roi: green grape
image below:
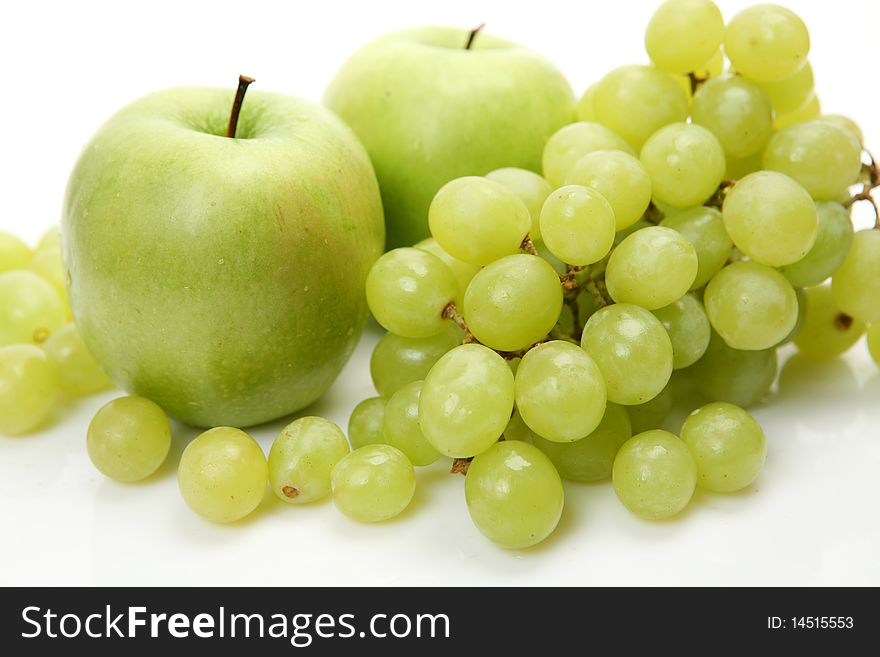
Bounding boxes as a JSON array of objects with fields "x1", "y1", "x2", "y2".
[
  {"x1": 465, "y1": 440, "x2": 563, "y2": 549},
  {"x1": 503, "y1": 410, "x2": 536, "y2": 444},
  {"x1": 644, "y1": 0, "x2": 724, "y2": 74},
  {"x1": 660, "y1": 206, "x2": 732, "y2": 289},
  {"x1": 383, "y1": 381, "x2": 441, "y2": 466},
  {"x1": 581, "y1": 304, "x2": 673, "y2": 405},
  {"x1": 832, "y1": 230, "x2": 880, "y2": 323},
  {"x1": 331, "y1": 444, "x2": 415, "y2": 522},
  {"x1": 755, "y1": 62, "x2": 813, "y2": 115},
  {"x1": 592, "y1": 65, "x2": 689, "y2": 151},
  {"x1": 533, "y1": 402, "x2": 632, "y2": 482},
  {"x1": 652, "y1": 293, "x2": 711, "y2": 369},
  {"x1": 724, "y1": 151, "x2": 764, "y2": 180},
  {"x1": 577, "y1": 83, "x2": 598, "y2": 122},
  {"x1": 0, "y1": 231, "x2": 31, "y2": 273},
  {"x1": 419, "y1": 344, "x2": 515, "y2": 457},
  {"x1": 348, "y1": 397, "x2": 386, "y2": 449},
  {"x1": 365, "y1": 247, "x2": 457, "y2": 338},
  {"x1": 0, "y1": 345, "x2": 59, "y2": 435},
  {"x1": 691, "y1": 74, "x2": 774, "y2": 158},
  {"x1": 485, "y1": 167, "x2": 554, "y2": 242},
  {"x1": 774, "y1": 92, "x2": 820, "y2": 130},
  {"x1": 640, "y1": 122, "x2": 725, "y2": 208},
  {"x1": 722, "y1": 171, "x2": 818, "y2": 266},
  {"x1": 87, "y1": 396, "x2": 171, "y2": 482},
  {"x1": 818, "y1": 114, "x2": 863, "y2": 146},
  {"x1": 779, "y1": 287, "x2": 807, "y2": 345},
  {"x1": 515, "y1": 341, "x2": 606, "y2": 443},
  {"x1": 867, "y1": 325, "x2": 880, "y2": 365},
  {"x1": 763, "y1": 120, "x2": 863, "y2": 201},
  {"x1": 29, "y1": 246, "x2": 70, "y2": 318},
  {"x1": 613, "y1": 218, "x2": 653, "y2": 246},
  {"x1": 463, "y1": 254, "x2": 563, "y2": 351},
  {"x1": 680, "y1": 402, "x2": 766, "y2": 493},
  {"x1": 370, "y1": 324, "x2": 462, "y2": 397},
  {"x1": 41, "y1": 323, "x2": 112, "y2": 396},
  {"x1": 779, "y1": 202, "x2": 854, "y2": 288},
  {"x1": 564, "y1": 150, "x2": 653, "y2": 230},
  {"x1": 541, "y1": 122, "x2": 635, "y2": 188},
  {"x1": 612, "y1": 429, "x2": 696, "y2": 520},
  {"x1": 605, "y1": 226, "x2": 698, "y2": 309},
  {"x1": 178, "y1": 426, "x2": 268, "y2": 523},
  {"x1": 724, "y1": 4, "x2": 810, "y2": 82},
  {"x1": 414, "y1": 238, "x2": 481, "y2": 307},
  {"x1": 0, "y1": 270, "x2": 65, "y2": 347},
  {"x1": 35, "y1": 225, "x2": 61, "y2": 254},
  {"x1": 428, "y1": 177, "x2": 531, "y2": 265},
  {"x1": 704, "y1": 261, "x2": 797, "y2": 350},
  {"x1": 268, "y1": 416, "x2": 350, "y2": 504},
  {"x1": 690, "y1": 331, "x2": 778, "y2": 407},
  {"x1": 794, "y1": 285, "x2": 865, "y2": 359},
  {"x1": 539, "y1": 185, "x2": 616, "y2": 265},
  {"x1": 627, "y1": 381, "x2": 674, "y2": 434}
]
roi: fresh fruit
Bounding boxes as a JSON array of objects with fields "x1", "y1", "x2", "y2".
[
  {"x1": 42, "y1": 323, "x2": 112, "y2": 395},
  {"x1": 347, "y1": 397, "x2": 387, "y2": 449},
  {"x1": 331, "y1": 444, "x2": 415, "y2": 522},
  {"x1": 268, "y1": 417, "x2": 350, "y2": 504},
  {"x1": 0, "y1": 345, "x2": 59, "y2": 435},
  {"x1": 369, "y1": 324, "x2": 463, "y2": 398},
  {"x1": 0, "y1": 270, "x2": 65, "y2": 347},
  {"x1": 383, "y1": 381, "x2": 441, "y2": 466},
  {"x1": 794, "y1": 285, "x2": 865, "y2": 359}
]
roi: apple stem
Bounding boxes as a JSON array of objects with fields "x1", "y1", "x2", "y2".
[
  {"x1": 226, "y1": 75, "x2": 255, "y2": 139},
  {"x1": 465, "y1": 23, "x2": 485, "y2": 50}
]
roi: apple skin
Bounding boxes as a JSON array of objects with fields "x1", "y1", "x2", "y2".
[
  {"x1": 325, "y1": 27, "x2": 576, "y2": 248},
  {"x1": 63, "y1": 87, "x2": 384, "y2": 427}
]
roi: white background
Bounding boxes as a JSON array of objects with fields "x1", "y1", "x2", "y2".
[{"x1": 1, "y1": 0, "x2": 879, "y2": 586}]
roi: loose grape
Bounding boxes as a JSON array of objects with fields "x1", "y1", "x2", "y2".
[
  {"x1": 778, "y1": 287, "x2": 807, "y2": 345},
  {"x1": 414, "y1": 238, "x2": 481, "y2": 307},
  {"x1": 485, "y1": 167, "x2": 554, "y2": 242},
  {"x1": 365, "y1": 247, "x2": 457, "y2": 338},
  {"x1": 383, "y1": 381, "x2": 441, "y2": 466},
  {"x1": 419, "y1": 344, "x2": 515, "y2": 457},
  {"x1": 691, "y1": 74, "x2": 774, "y2": 159},
  {"x1": 29, "y1": 246, "x2": 70, "y2": 318},
  {"x1": 724, "y1": 4, "x2": 810, "y2": 82},
  {"x1": 41, "y1": 323, "x2": 112, "y2": 396},
  {"x1": 794, "y1": 285, "x2": 865, "y2": 359},
  {"x1": 347, "y1": 397, "x2": 386, "y2": 449},
  {"x1": 268, "y1": 416, "x2": 350, "y2": 504},
  {"x1": 593, "y1": 66, "x2": 689, "y2": 151},
  {"x1": 680, "y1": 402, "x2": 766, "y2": 493},
  {"x1": 564, "y1": 150, "x2": 653, "y2": 230},
  {"x1": 0, "y1": 231, "x2": 31, "y2": 273},
  {"x1": 818, "y1": 114, "x2": 863, "y2": 146},
  {"x1": 690, "y1": 331, "x2": 778, "y2": 408},
  {"x1": 465, "y1": 440, "x2": 564, "y2": 549},
  {"x1": 867, "y1": 325, "x2": 880, "y2": 365},
  {"x1": 515, "y1": 341, "x2": 606, "y2": 443},
  {"x1": 576, "y1": 84, "x2": 598, "y2": 122},
  {"x1": 774, "y1": 92, "x2": 820, "y2": 130},
  {"x1": 35, "y1": 225, "x2": 61, "y2": 254},
  {"x1": 542, "y1": 122, "x2": 635, "y2": 188},
  {"x1": 581, "y1": 304, "x2": 673, "y2": 405},
  {"x1": 627, "y1": 381, "x2": 674, "y2": 434},
  {"x1": 645, "y1": 0, "x2": 724, "y2": 74},
  {"x1": 660, "y1": 206, "x2": 732, "y2": 289},
  {"x1": 533, "y1": 402, "x2": 632, "y2": 482},
  {"x1": 832, "y1": 230, "x2": 880, "y2": 323},
  {"x1": 756, "y1": 62, "x2": 814, "y2": 115},
  {"x1": 0, "y1": 270, "x2": 66, "y2": 347},
  {"x1": 722, "y1": 171, "x2": 818, "y2": 266},
  {"x1": 463, "y1": 254, "x2": 563, "y2": 351},
  {"x1": 764, "y1": 120, "x2": 863, "y2": 201},
  {"x1": 612, "y1": 429, "x2": 696, "y2": 520},
  {"x1": 640, "y1": 122, "x2": 726, "y2": 208},
  {"x1": 370, "y1": 324, "x2": 462, "y2": 397},
  {"x1": 428, "y1": 177, "x2": 531, "y2": 265},
  {"x1": 331, "y1": 444, "x2": 415, "y2": 523},
  {"x1": 0, "y1": 345, "x2": 59, "y2": 435},
  {"x1": 539, "y1": 185, "x2": 616, "y2": 266},
  {"x1": 779, "y1": 202, "x2": 854, "y2": 289},
  {"x1": 652, "y1": 293, "x2": 711, "y2": 369},
  {"x1": 87, "y1": 396, "x2": 171, "y2": 482},
  {"x1": 178, "y1": 427, "x2": 267, "y2": 523},
  {"x1": 704, "y1": 261, "x2": 798, "y2": 350},
  {"x1": 605, "y1": 226, "x2": 698, "y2": 309}
]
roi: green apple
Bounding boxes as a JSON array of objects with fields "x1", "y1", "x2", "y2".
[
  {"x1": 325, "y1": 26, "x2": 576, "y2": 248},
  {"x1": 63, "y1": 84, "x2": 384, "y2": 427}
]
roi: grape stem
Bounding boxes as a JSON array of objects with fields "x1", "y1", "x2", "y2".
[
  {"x1": 704, "y1": 179, "x2": 737, "y2": 209},
  {"x1": 643, "y1": 201, "x2": 665, "y2": 225},
  {"x1": 687, "y1": 71, "x2": 708, "y2": 95},
  {"x1": 226, "y1": 75, "x2": 255, "y2": 139},
  {"x1": 441, "y1": 302, "x2": 477, "y2": 344},
  {"x1": 521, "y1": 234, "x2": 539, "y2": 256},
  {"x1": 846, "y1": 150, "x2": 880, "y2": 228},
  {"x1": 464, "y1": 22, "x2": 485, "y2": 50},
  {"x1": 450, "y1": 457, "x2": 473, "y2": 475},
  {"x1": 560, "y1": 264, "x2": 585, "y2": 292}
]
